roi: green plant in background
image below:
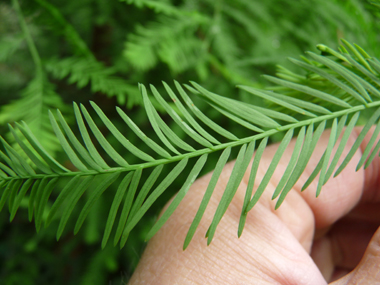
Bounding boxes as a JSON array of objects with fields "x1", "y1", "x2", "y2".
[{"x1": 1, "y1": 0, "x2": 380, "y2": 284}]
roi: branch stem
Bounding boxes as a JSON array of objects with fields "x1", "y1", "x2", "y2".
[{"x1": 2, "y1": 102, "x2": 379, "y2": 183}]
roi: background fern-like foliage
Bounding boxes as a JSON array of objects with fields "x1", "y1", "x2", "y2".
[{"x1": 1, "y1": 0, "x2": 380, "y2": 284}]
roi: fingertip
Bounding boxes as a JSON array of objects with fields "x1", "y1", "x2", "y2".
[
  {"x1": 298, "y1": 128, "x2": 364, "y2": 229},
  {"x1": 297, "y1": 126, "x2": 380, "y2": 229}
]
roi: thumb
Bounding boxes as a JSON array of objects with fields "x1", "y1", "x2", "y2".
[{"x1": 330, "y1": 226, "x2": 380, "y2": 284}]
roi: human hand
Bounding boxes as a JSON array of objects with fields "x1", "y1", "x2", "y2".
[{"x1": 129, "y1": 127, "x2": 380, "y2": 285}]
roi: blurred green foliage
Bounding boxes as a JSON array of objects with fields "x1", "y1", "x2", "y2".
[{"x1": 0, "y1": 0, "x2": 379, "y2": 283}]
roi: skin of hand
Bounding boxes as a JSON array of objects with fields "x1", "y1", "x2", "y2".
[{"x1": 129, "y1": 127, "x2": 380, "y2": 285}]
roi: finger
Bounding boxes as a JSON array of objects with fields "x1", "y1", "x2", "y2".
[
  {"x1": 250, "y1": 126, "x2": 380, "y2": 250},
  {"x1": 310, "y1": 236, "x2": 334, "y2": 281},
  {"x1": 329, "y1": 226, "x2": 380, "y2": 284},
  {"x1": 294, "y1": 126, "x2": 380, "y2": 229},
  {"x1": 129, "y1": 126, "x2": 380, "y2": 284},
  {"x1": 129, "y1": 165, "x2": 326, "y2": 284}
]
